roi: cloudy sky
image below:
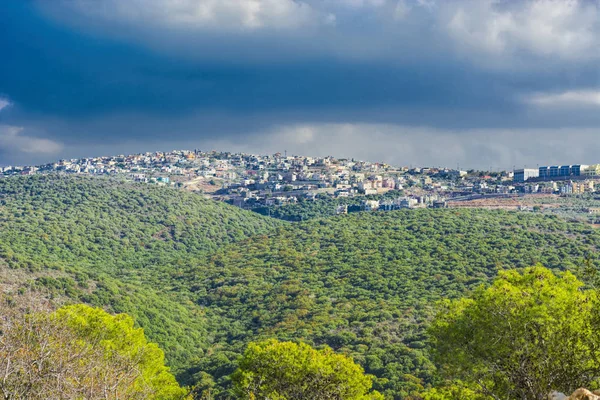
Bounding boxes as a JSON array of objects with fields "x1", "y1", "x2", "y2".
[{"x1": 2, "y1": 0, "x2": 600, "y2": 169}]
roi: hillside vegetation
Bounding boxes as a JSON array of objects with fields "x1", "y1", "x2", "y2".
[
  {"x1": 2, "y1": 175, "x2": 600, "y2": 399},
  {"x1": 0, "y1": 294, "x2": 187, "y2": 399},
  {"x1": 180, "y1": 209, "x2": 600, "y2": 398},
  {"x1": 0, "y1": 175, "x2": 282, "y2": 373}
]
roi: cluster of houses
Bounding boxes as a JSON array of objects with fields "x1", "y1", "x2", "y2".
[
  {"x1": 519, "y1": 180, "x2": 597, "y2": 195},
  {"x1": 337, "y1": 194, "x2": 448, "y2": 214},
  {"x1": 3, "y1": 150, "x2": 597, "y2": 214}
]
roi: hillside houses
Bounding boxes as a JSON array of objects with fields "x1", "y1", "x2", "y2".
[{"x1": 2, "y1": 149, "x2": 540, "y2": 211}]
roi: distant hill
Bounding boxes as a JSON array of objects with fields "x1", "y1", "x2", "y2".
[{"x1": 1, "y1": 176, "x2": 600, "y2": 399}]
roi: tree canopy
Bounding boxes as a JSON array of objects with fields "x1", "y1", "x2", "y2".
[
  {"x1": 0, "y1": 294, "x2": 186, "y2": 399},
  {"x1": 428, "y1": 266, "x2": 600, "y2": 400},
  {"x1": 232, "y1": 339, "x2": 383, "y2": 400},
  {"x1": 55, "y1": 304, "x2": 187, "y2": 399}
]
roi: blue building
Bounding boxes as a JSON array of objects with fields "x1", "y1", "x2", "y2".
[{"x1": 537, "y1": 164, "x2": 589, "y2": 180}]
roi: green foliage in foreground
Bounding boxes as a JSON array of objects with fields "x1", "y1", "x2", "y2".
[
  {"x1": 231, "y1": 339, "x2": 383, "y2": 400},
  {"x1": 0, "y1": 295, "x2": 186, "y2": 399},
  {"x1": 55, "y1": 304, "x2": 187, "y2": 399},
  {"x1": 428, "y1": 266, "x2": 600, "y2": 400},
  {"x1": 418, "y1": 382, "x2": 486, "y2": 400}
]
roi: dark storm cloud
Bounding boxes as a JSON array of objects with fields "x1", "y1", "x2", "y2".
[
  {"x1": 1, "y1": 1, "x2": 506, "y2": 119},
  {"x1": 2, "y1": 0, "x2": 600, "y2": 167}
]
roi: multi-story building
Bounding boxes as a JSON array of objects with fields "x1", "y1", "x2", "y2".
[
  {"x1": 538, "y1": 164, "x2": 589, "y2": 180},
  {"x1": 584, "y1": 165, "x2": 600, "y2": 176},
  {"x1": 514, "y1": 168, "x2": 539, "y2": 182}
]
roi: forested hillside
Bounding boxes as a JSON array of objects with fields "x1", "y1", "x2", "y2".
[
  {"x1": 179, "y1": 209, "x2": 600, "y2": 398},
  {"x1": 0, "y1": 175, "x2": 282, "y2": 374},
  {"x1": 2, "y1": 175, "x2": 600, "y2": 399},
  {"x1": 250, "y1": 190, "x2": 404, "y2": 221}
]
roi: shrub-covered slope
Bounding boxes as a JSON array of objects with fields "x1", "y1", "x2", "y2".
[
  {"x1": 0, "y1": 175, "x2": 283, "y2": 373},
  {"x1": 181, "y1": 210, "x2": 600, "y2": 398},
  {"x1": 2, "y1": 176, "x2": 600, "y2": 399},
  {"x1": 0, "y1": 175, "x2": 282, "y2": 273}
]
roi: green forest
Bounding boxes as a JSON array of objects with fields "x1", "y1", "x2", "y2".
[
  {"x1": 248, "y1": 190, "x2": 404, "y2": 221},
  {"x1": 2, "y1": 175, "x2": 600, "y2": 399}
]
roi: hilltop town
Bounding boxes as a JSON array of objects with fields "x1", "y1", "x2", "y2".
[{"x1": 3, "y1": 150, "x2": 600, "y2": 218}]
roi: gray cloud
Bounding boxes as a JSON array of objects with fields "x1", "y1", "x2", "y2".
[
  {"x1": 525, "y1": 90, "x2": 600, "y2": 107},
  {"x1": 0, "y1": 99, "x2": 10, "y2": 112},
  {"x1": 0, "y1": 97, "x2": 62, "y2": 162},
  {"x1": 39, "y1": 0, "x2": 600, "y2": 65},
  {"x1": 58, "y1": 0, "x2": 332, "y2": 31},
  {"x1": 0, "y1": 125, "x2": 63, "y2": 157},
  {"x1": 195, "y1": 123, "x2": 600, "y2": 170},
  {"x1": 20, "y1": 121, "x2": 597, "y2": 171},
  {"x1": 440, "y1": 0, "x2": 600, "y2": 64}
]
